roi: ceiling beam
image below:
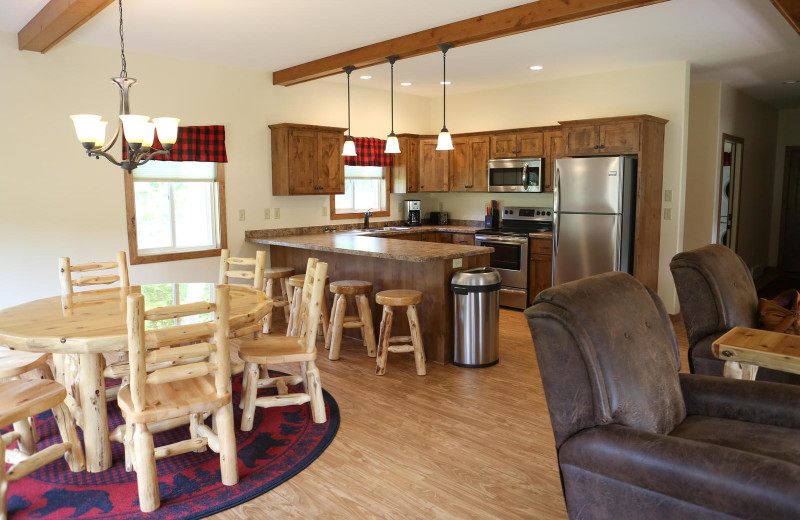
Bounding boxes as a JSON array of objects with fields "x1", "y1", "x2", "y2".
[
  {"x1": 770, "y1": 0, "x2": 800, "y2": 35},
  {"x1": 273, "y1": 0, "x2": 671, "y2": 86},
  {"x1": 18, "y1": 0, "x2": 115, "y2": 53}
]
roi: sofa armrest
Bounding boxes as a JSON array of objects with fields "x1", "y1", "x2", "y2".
[
  {"x1": 680, "y1": 373, "x2": 800, "y2": 429},
  {"x1": 559, "y1": 424, "x2": 800, "y2": 520}
]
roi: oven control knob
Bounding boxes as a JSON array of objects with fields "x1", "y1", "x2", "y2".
[{"x1": 536, "y1": 210, "x2": 540, "y2": 215}]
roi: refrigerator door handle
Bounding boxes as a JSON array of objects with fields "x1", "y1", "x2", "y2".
[
  {"x1": 553, "y1": 212, "x2": 559, "y2": 255},
  {"x1": 553, "y1": 167, "x2": 561, "y2": 214}
]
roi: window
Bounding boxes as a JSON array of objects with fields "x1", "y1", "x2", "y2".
[
  {"x1": 125, "y1": 161, "x2": 227, "y2": 264},
  {"x1": 331, "y1": 165, "x2": 390, "y2": 219}
]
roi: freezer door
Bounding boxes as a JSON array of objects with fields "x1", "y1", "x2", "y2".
[
  {"x1": 553, "y1": 212, "x2": 621, "y2": 285},
  {"x1": 555, "y1": 157, "x2": 623, "y2": 214}
]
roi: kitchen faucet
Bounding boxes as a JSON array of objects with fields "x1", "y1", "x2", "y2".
[{"x1": 363, "y1": 209, "x2": 372, "y2": 230}]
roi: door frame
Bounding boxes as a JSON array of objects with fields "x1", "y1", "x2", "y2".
[
  {"x1": 778, "y1": 145, "x2": 800, "y2": 271},
  {"x1": 717, "y1": 133, "x2": 744, "y2": 251}
]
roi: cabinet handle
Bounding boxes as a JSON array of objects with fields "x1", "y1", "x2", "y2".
[
  {"x1": 599, "y1": 144, "x2": 605, "y2": 149},
  {"x1": 593, "y1": 145, "x2": 599, "y2": 150}
]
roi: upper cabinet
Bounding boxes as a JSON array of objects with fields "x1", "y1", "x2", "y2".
[
  {"x1": 269, "y1": 123, "x2": 346, "y2": 196},
  {"x1": 490, "y1": 131, "x2": 543, "y2": 159},
  {"x1": 419, "y1": 138, "x2": 450, "y2": 192},
  {"x1": 391, "y1": 135, "x2": 420, "y2": 193},
  {"x1": 450, "y1": 136, "x2": 489, "y2": 192},
  {"x1": 542, "y1": 129, "x2": 565, "y2": 193},
  {"x1": 560, "y1": 117, "x2": 644, "y2": 156}
]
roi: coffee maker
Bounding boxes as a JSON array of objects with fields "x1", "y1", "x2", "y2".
[{"x1": 405, "y1": 200, "x2": 421, "y2": 227}]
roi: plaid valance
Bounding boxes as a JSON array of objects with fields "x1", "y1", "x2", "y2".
[
  {"x1": 124, "y1": 125, "x2": 228, "y2": 163},
  {"x1": 343, "y1": 137, "x2": 393, "y2": 167}
]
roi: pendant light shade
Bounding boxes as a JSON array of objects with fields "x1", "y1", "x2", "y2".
[
  {"x1": 436, "y1": 43, "x2": 454, "y2": 151},
  {"x1": 342, "y1": 65, "x2": 357, "y2": 157},
  {"x1": 385, "y1": 55, "x2": 401, "y2": 154}
]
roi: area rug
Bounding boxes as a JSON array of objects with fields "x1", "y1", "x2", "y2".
[{"x1": 5, "y1": 372, "x2": 339, "y2": 520}]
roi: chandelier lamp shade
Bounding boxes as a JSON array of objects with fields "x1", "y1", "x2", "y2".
[
  {"x1": 436, "y1": 42, "x2": 454, "y2": 151},
  {"x1": 69, "y1": 0, "x2": 179, "y2": 172},
  {"x1": 384, "y1": 55, "x2": 401, "y2": 154},
  {"x1": 342, "y1": 65, "x2": 357, "y2": 157}
]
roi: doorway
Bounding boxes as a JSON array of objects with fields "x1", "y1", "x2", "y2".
[
  {"x1": 779, "y1": 146, "x2": 800, "y2": 272},
  {"x1": 716, "y1": 134, "x2": 743, "y2": 250}
]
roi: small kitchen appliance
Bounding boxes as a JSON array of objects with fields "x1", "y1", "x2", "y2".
[
  {"x1": 405, "y1": 200, "x2": 422, "y2": 227},
  {"x1": 488, "y1": 157, "x2": 543, "y2": 193}
]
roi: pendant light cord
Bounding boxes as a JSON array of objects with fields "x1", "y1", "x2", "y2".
[
  {"x1": 347, "y1": 69, "x2": 351, "y2": 137},
  {"x1": 442, "y1": 49, "x2": 446, "y2": 129},
  {"x1": 390, "y1": 60, "x2": 395, "y2": 133},
  {"x1": 118, "y1": 0, "x2": 127, "y2": 78}
]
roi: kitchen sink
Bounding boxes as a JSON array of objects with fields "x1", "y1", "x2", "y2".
[{"x1": 380, "y1": 227, "x2": 411, "y2": 231}]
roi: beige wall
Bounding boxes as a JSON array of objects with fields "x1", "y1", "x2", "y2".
[
  {"x1": 427, "y1": 62, "x2": 691, "y2": 311},
  {"x1": 769, "y1": 108, "x2": 800, "y2": 265}
]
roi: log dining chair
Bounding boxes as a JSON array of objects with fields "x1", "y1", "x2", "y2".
[
  {"x1": 237, "y1": 258, "x2": 328, "y2": 430},
  {"x1": 0, "y1": 350, "x2": 55, "y2": 456},
  {"x1": 118, "y1": 285, "x2": 238, "y2": 513},
  {"x1": 219, "y1": 249, "x2": 267, "y2": 339},
  {"x1": 0, "y1": 377, "x2": 85, "y2": 520}
]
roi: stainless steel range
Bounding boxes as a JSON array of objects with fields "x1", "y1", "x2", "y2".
[{"x1": 474, "y1": 206, "x2": 553, "y2": 309}]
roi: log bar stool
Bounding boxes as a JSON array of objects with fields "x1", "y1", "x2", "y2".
[
  {"x1": 375, "y1": 290, "x2": 426, "y2": 376},
  {"x1": 261, "y1": 267, "x2": 294, "y2": 334},
  {"x1": 326, "y1": 281, "x2": 377, "y2": 360},
  {"x1": 286, "y1": 274, "x2": 330, "y2": 338}
]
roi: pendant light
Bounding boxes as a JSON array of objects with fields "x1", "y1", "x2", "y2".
[
  {"x1": 436, "y1": 43, "x2": 454, "y2": 151},
  {"x1": 342, "y1": 66, "x2": 357, "y2": 157},
  {"x1": 384, "y1": 55, "x2": 401, "y2": 154}
]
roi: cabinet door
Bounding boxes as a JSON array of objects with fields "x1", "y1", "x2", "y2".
[
  {"x1": 451, "y1": 233, "x2": 475, "y2": 245},
  {"x1": 419, "y1": 139, "x2": 449, "y2": 192},
  {"x1": 528, "y1": 254, "x2": 553, "y2": 304},
  {"x1": 597, "y1": 122, "x2": 640, "y2": 154},
  {"x1": 287, "y1": 128, "x2": 318, "y2": 194},
  {"x1": 391, "y1": 137, "x2": 419, "y2": 193},
  {"x1": 517, "y1": 132, "x2": 543, "y2": 157},
  {"x1": 490, "y1": 134, "x2": 518, "y2": 159},
  {"x1": 542, "y1": 130, "x2": 564, "y2": 193},
  {"x1": 563, "y1": 125, "x2": 599, "y2": 156},
  {"x1": 419, "y1": 232, "x2": 438, "y2": 242},
  {"x1": 316, "y1": 131, "x2": 345, "y2": 194},
  {"x1": 449, "y1": 137, "x2": 471, "y2": 192},
  {"x1": 468, "y1": 136, "x2": 490, "y2": 192}
]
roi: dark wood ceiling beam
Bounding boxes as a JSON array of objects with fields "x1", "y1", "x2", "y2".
[
  {"x1": 273, "y1": 0, "x2": 671, "y2": 86},
  {"x1": 770, "y1": 0, "x2": 800, "y2": 35},
  {"x1": 18, "y1": 0, "x2": 115, "y2": 53}
]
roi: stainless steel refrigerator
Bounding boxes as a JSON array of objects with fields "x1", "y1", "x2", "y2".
[{"x1": 552, "y1": 156, "x2": 637, "y2": 285}]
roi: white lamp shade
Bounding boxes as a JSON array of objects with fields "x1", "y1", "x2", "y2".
[
  {"x1": 153, "y1": 117, "x2": 180, "y2": 145},
  {"x1": 142, "y1": 122, "x2": 156, "y2": 148},
  {"x1": 436, "y1": 130, "x2": 454, "y2": 151},
  {"x1": 70, "y1": 114, "x2": 102, "y2": 144},
  {"x1": 119, "y1": 115, "x2": 151, "y2": 144},
  {"x1": 384, "y1": 135, "x2": 401, "y2": 154},
  {"x1": 342, "y1": 138, "x2": 357, "y2": 157},
  {"x1": 93, "y1": 121, "x2": 109, "y2": 148}
]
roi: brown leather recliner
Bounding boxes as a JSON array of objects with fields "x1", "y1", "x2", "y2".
[
  {"x1": 670, "y1": 244, "x2": 800, "y2": 384},
  {"x1": 526, "y1": 272, "x2": 800, "y2": 520}
]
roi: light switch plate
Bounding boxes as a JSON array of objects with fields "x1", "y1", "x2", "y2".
[
  {"x1": 664, "y1": 189, "x2": 673, "y2": 202},
  {"x1": 239, "y1": 209, "x2": 246, "y2": 221},
  {"x1": 453, "y1": 258, "x2": 463, "y2": 268},
  {"x1": 663, "y1": 208, "x2": 672, "y2": 221},
  {"x1": 274, "y1": 208, "x2": 281, "y2": 219}
]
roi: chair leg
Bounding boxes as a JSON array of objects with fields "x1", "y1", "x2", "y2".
[
  {"x1": 263, "y1": 279, "x2": 275, "y2": 334},
  {"x1": 124, "y1": 424, "x2": 134, "y2": 472},
  {"x1": 0, "y1": 437, "x2": 7, "y2": 520},
  {"x1": 319, "y1": 292, "x2": 330, "y2": 338},
  {"x1": 133, "y1": 423, "x2": 160, "y2": 513},
  {"x1": 328, "y1": 294, "x2": 347, "y2": 360},
  {"x1": 358, "y1": 294, "x2": 377, "y2": 357},
  {"x1": 215, "y1": 404, "x2": 239, "y2": 486},
  {"x1": 190, "y1": 414, "x2": 207, "y2": 453},
  {"x1": 375, "y1": 305, "x2": 394, "y2": 376},
  {"x1": 280, "y1": 278, "x2": 291, "y2": 321},
  {"x1": 12, "y1": 420, "x2": 36, "y2": 456},
  {"x1": 305, "y1": 361, "x2": 326, "y2": 423},
  {"x1": 324, "y1": 294, "x2": 339, "y2": 350},
  {"x1": 407, "y1": 305, "x2": 426, "y2": 376},
  {"x1": 287, "y1": 287, "x2": 302, "y2": 336},
  {"x1": 52, "y1": 402, "x2": 86, "y2": 472},
  {"x1": 240, "y1": 362, "x2": 259, "y2": 432}
]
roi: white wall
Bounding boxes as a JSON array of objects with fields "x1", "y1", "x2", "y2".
[
  {"x1": 769, "y1": 108, "x2": 800, "y2": 265},
  {"x1": 428, "y1": 62, "x2": 691, "y2": 311}
]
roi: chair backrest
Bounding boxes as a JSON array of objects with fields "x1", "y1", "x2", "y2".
[
  {"x1": 126, "y1": 285, "x2": 232, "y2": 414},
  {"x1": 296, "y1": 258, "x2": 328, "y2": 353},
  {"x1": 59, "y1": 251, "x2": 130, "y2": 296},
  {"x1": 218, "y1": 249, "x2": 266, "y2": 291},
  {"x1": 670, "y1": 244, "x2": 758, "y2": 348},
  {"x1": 525, "y1": 272, "x2": 686, "y2": 449}
]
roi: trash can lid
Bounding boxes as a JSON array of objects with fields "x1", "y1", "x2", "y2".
[{"x1": 451, "y1": 267, "x2": 502, "y2": 287}]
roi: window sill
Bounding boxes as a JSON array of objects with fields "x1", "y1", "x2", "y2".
[
  {"x1": 130, "y1": 248, "x2": 223, "y2": 265},
  {"x1": 330, "y1": 210, "x2": 390, "y2": 220}
]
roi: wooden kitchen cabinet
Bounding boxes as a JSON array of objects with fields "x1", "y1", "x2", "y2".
[
  {"x1": 270, "y1": 123, "x2": 346, "y2": 196},
  {"x1": 490, "y1": 131, "x2": 543, "y2": 159},
  {"x1": 418, "y1": 232, "x2": 439, "y2": 243},
  {"x1": 450, "y1": 136, "x2": 489, "y2": 192},
  {"x1": 542, "y1": 129, "x2": 565, "y2": 193},
  {"x1": 450, "y1": 233, "x2": 475, "y2": 245},
  {"x1": 419, "y1": 138, "x2": 450, "y2": 192},
  {"x1": 561, "y1": 118, "x2": 641, "y2": 156},
  {"x1": 391, "y1": 135, "x2": 420, "y2": 193},
  {"x1": 528, "y1": 254, "x2": 553, "y2": 305}
]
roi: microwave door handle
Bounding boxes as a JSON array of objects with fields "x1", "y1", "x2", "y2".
[{"x1": 521, "y1": 163, "x2": 528, "y2": 188}]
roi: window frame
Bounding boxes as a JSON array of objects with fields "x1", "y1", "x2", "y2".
[
  {"x1": 124, "y1": 163, "x2": 228, "y2": 265},
  {"x1": 329, "y1": 165, "x2": 391, "y2": 220}
]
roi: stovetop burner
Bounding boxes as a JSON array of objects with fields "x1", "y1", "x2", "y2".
[{"x1": 476, "y1": 205, "x2": 553, "y2": 237}]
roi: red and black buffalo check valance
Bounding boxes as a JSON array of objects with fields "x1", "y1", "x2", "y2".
[
  {"x1": 343, "y1": 137, "x2": 393, "y2": 167},
  {"x1": 123, "y1": 125, "x2": 228, "y2": 163}
]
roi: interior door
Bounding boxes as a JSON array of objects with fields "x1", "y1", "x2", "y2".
[
  {"x1": 553, "y1": 212, "x2": 621, "y2": 285},
  {"x1": 780, "y1": 147, "x2": 800, "y2": 272},
  {"x1": 717, "y1": 135, "x2": 743, "y2": 250}
]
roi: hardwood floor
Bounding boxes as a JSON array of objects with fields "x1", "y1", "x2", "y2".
[{"x1": 218, "y1": 308, "x2": 691, "y2": 520}]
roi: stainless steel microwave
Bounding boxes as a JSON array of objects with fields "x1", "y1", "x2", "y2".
[{"x1": 488, "y1": 158, "x2": 542, "y2": 193}]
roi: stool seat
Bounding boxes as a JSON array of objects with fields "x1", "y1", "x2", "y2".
[
  {"x1": 0, "y1": 350, "x2": 49, "y2": 379},
  {"x1": 288, "y1": 274, "x2": 330, "y2": 288},
  {"x1": 264, "y1": 266, "x2": 294, "y2": 279},
  {"x1": 286, "y1": 272, "x2": 330, "y2": 337},
  {"x1": 330, "y1": 280, "x2": 373, "y2": 295},
  {"x1": 376, "y1": 289, "x2": 422, "y2": 306}
]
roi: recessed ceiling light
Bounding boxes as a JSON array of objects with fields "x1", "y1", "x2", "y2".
[
  {"x1": 440, "y1": 81, "x2": 451, "y2": 85},
  {"x1": 530, "y1": 65, "x2": 544, "y2": 71},
  {"x1": 359, "y1": 75, "x2": 372, "y2": 80},
  {"x1": 400, "y1": 82, "x2": 412, "y2": 86},
  {"x1": 783, "y1": 80, "x2": 799, "y2": 85}
]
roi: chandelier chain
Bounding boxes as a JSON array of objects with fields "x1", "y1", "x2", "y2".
[{"x1": 118, "y1": 0, "x2": 127, "y2": 78}]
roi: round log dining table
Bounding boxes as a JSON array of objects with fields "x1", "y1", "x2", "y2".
[{"x1": 0, "y1": 283, "x2": 271, "y2": 472}]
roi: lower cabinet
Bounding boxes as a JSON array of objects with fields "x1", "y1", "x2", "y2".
[
  {"x1": 528, "y1": 237, "x2": 553, "y2": 305},
  {"x1": 450, "y1": 233, "x2": 475, "y2": 245}
]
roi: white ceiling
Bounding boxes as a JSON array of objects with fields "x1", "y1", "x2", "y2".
[{"x1": 2, "y1": 0, "x2": 799, "y2": 108}]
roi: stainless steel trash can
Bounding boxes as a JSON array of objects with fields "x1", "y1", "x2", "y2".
[{"x1": 451, "y1": 267, "x2": 501, "y2": 367}]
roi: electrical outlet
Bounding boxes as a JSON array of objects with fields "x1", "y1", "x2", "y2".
[
  {"x1": 274, "y1": 208, "x2": 281, "y2": 219},
  {"x1": 663, "y1": 208, "x2": 672, "y2": 221},
  {"x1": 239, "y1": 209, "x2": 246, "y2": 221},
  {"x1": 453, "y1": 258, "x2": 463, "y2": 268},
  {"x1": 264, "y1": 208, "x2": 270, "y2": 220},
  {"x1": 322, "y1": 206, "x2": 327, "y2": 217},
  {"x1": 664, "y1": 189, "x2": 673, "y2": 202}
]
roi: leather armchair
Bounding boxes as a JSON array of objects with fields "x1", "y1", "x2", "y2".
[
  {"x1": 670, "y1": 244, "x2": 800, "y2": 384},
  {"x1": 526, "y1": 272, "x2": 800, "y2": 520}
]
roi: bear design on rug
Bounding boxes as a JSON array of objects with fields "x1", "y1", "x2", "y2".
[
  {"x1": 30, "y1": 488, "x2": 113, "y2": 517},
  {"x1": 238, "y1": 432, "x2": 290, "y2": 468}
]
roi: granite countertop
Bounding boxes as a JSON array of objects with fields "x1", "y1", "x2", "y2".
[
  {"x1": 529, "y1": 231, "x2": 553, "y2": 238},
  {"x1": 357, "y1": 225, "x2": 480, "y2": 237}
]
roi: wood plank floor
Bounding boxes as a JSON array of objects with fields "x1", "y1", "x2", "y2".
[{"x1": 218, "y1": 308, "x2": 691, "y2": 520}]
